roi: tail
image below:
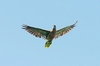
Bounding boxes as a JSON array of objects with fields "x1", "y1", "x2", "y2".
[{"x1": 45, "y1": 40, "x2": 52, "y2": 48}]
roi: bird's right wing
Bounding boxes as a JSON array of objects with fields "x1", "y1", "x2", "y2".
[
  {"x1": 22, "y1": 25, "x2": 50, "y2": 39},
  {"x1": 55, "y1": 21, "x2": 78, "y2": 39}
]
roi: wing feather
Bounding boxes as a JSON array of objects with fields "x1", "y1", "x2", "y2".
[
  {"x1": 22, "y1": 25, "x2": 50, "y2": 39},
  {"x1": 55, "y1": 21, "x2": 78, "y2": 38}
]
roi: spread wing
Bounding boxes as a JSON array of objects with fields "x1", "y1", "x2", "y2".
[
  {"x1": 55, "y1": 21, "x2": 78, "y2": 39},
  {"x1": 22, "y1": 25, "x2": 50, "y2": 39}
]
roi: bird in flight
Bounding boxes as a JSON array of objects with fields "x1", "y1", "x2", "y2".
[{"x1": 22, "y1": 20, "x2": 78, "y2": 48}]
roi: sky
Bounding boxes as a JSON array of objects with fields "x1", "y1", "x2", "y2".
[{"x1": 0, "y1": 0, "x2": 100, "y2": 66}]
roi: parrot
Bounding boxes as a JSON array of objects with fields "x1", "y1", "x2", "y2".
[{"x1": 22, "y1": 20, "x2": 78, "y2": 48}]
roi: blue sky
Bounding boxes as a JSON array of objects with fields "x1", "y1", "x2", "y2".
[{"x1": 0, "y1": 0, "x2": 100, "y2": 66}]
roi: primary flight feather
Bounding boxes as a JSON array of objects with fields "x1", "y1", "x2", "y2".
[{"x1": 22, "y1": 20, "x2": 78, "y2": 48}]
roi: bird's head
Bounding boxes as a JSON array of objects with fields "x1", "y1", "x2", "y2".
[
  {"x1": 50, "y1": 25, "x2": 56, "y2": 32},
  {"x1": 52, "y1": 25, "x2": 56, "y2": 30}
]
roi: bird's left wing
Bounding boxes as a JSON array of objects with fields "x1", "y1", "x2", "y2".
[
  {"x1": 22, "y1": 25, "x2": 50, "y2": 39},
  {"x1": 55, "y1": 21, "x2": 78, "y2": 39}
]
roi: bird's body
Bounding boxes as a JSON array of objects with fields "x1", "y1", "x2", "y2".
[
  {"x1": 47, "y1": 25, "x2": 56, "y2": 40},
  {"x1": 22, "y1": 21, "x2": 78, "y2": 48},
  {"x1": 44, "y1": 25, "x2": 56, "y2": 48}
]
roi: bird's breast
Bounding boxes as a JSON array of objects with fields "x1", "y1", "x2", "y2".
[{"x1": 47, "y1": 30, "x2": 56, "y2": 41}]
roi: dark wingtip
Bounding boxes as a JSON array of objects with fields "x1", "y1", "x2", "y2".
[
  {"x1": 73, "y1": 20, "x2": 78, "y2": 26},
  {"x1": 22, "y1": 24, "x2": 31, "y2": 29},
  {"x1": 74, "y1": 20, "x2": 78, "y2": 25},
  {"x1": 22, "y1": 24, "x2": 27, "y2": 29},
  {"x1": 70, "y1": 20, "x2": 78, "y2": 28},
  {"x1": 22, "y1": 24, "x2": 32, "y2": 29}
]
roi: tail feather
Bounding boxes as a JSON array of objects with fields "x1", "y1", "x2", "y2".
[{"x1": 45, "y1": 41, "x2": 52, "y2": 48}]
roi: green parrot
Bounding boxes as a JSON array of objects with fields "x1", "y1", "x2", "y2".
[{"x1": 22, "y1": 21, "x2": 78, "y2": 48}]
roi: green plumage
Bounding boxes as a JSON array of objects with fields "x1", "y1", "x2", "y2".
[
  {"x1": 22, "y1": 21, "x2": 78, "y2": 48},
  {"x1": 45, "y1": 40, "x2": 52, "y2": 48}
]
